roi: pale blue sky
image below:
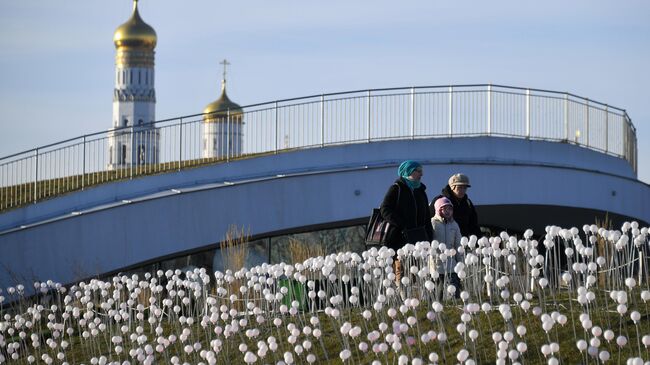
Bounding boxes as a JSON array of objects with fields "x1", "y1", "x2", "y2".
[{"x1": 1, "y1": 0, "x2": 648, "y2": 182}]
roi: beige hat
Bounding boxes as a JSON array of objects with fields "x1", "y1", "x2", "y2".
[{"x1": 448, "y1": 173, "x2": 471, "y2": 187}]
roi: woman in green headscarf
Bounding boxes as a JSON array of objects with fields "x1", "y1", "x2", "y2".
[{"x1": 380, "y1": 160, "x2": 434, "y2": 253}]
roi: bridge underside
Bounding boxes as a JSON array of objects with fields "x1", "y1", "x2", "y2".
[
  {"x1": 1, "y1": 137, "x2": 648, "y2": 290},
  {"x1": 477, "y1": 204, "x2": 645, "y2": 236}
]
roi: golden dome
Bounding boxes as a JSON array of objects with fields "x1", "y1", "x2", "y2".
[
  {"x1": 113, "y1": 0, "x2": 157, "y2": 49},
  {"x1": 203, "y1": 81, "x2": 243, "y2": 120}
]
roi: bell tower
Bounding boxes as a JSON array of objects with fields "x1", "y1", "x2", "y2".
[{"x1": 108, "y1": 0, "x2": 159, "y2": 169}]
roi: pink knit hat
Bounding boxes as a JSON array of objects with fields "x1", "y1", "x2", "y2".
[{"x1": 434, "y1": 197, "x2": 453, "y2": 214}]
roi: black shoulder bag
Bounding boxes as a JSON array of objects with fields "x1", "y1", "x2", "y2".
[{"x1": 365, "y1": 183, "x2": 400, "y2": 247}]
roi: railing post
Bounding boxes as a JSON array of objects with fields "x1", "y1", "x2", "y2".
[
  {"x1": 585, "y1": 98, "x2": 589, "y2": 147},
  {"x1": 274, "y1": 101, "x2": 279, "y2": 153},
  {"x1": 320, "y1": 95, "x2": 325, "y2": 147},
  {"x1": 33, "y1": 148, "x2": 39, "y2": 203},
  {"x1": 448, "y1": 86, "x2": 453, "y2": 137},
  {"x1": 130, "y1": 127, "x2": 134, "y2": 179},
  {"x1": 564, "y1": 93, "x2": 569, "y2": 141},
  {"x1": 178, "y1": 118, "x2": 183, "y2": 171},
  {"x1": 226, "y1": 109, "x2": 231, "y2": 162},
  {"x1": 605, "y1": 105, "x2": 609, "y2": 153},
  {"x1": 525, "y1": 89, "x2": 531, "y2": 139},
  {"x1": 410, "y1": 87, "x2": 415, "y2": 139},
  {"x1": 367, "y1": 90, "x2": 371, "y2": 143},
  {"x1": 487, "y1": 84, "x2": 492, "y2": 135},
  {"x1": 82, "y1": 135, "x2": 86, "y2": 190},
  {"x1": 625, "y1": 118, "x2": 639, "y2": 174},
  {"x1": 622, "y1": 113, "x2": 631, "y2": 161}
]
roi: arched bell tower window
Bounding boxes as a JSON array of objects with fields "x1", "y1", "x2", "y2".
[{"x1": 123, "y1": 118, "x2": 128, "y2": 127}]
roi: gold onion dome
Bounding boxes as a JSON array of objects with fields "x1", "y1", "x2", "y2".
[
  {"x1": 113, "y1": 0, "x2": 157, "y2": 49},
  {"x1": 203, "y1": 82, "x2": 243, "y2": 120}
]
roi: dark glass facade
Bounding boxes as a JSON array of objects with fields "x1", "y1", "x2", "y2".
[{"x1": 119, "y1": 224, "x2": 366, "y2": 278}]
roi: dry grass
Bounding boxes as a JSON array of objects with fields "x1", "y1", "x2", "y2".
[
  {"x1": 288, "y1": 238, "x2": 325, "y2": 264},
  {"x1": 7, "y1": 288, "x2": 648, "y2": 364},
  {"x1": 221, "y1": 225, "x2": 250, "y2": 273},
  {"x1": 595, "y1": 213, "x2": 612, "y2": 288},
  {"x1": 219, "y1": 225, "x2": 250, "y2": 309}
]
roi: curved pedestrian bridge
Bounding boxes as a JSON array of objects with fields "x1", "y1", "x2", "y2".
[
  {"x1": 0, "y1": 84, "x2": 647, "y2": 290},
  {"x1": 0, "y1": 84, "x2": 637, "y2": 212}
]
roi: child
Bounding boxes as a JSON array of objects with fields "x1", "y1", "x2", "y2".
[{"x1": 430, "y1": 196, "x2": 463, "y2": 298}]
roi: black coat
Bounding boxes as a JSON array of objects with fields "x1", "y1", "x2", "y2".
[
  {"x1": 380, "y1": 178, "x2": 434, "y2": 251},
  {"x1": 430, "y1": 185, "x2": 481, "y2": 238}
]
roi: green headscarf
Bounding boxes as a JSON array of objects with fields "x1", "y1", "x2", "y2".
[{"x1": 398, "y1": 160, "x2": 422, "y2": 189}]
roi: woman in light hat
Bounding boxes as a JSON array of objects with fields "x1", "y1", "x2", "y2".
[{"x1": 430, "y1": 173, "x2": 481, "y2": 238}]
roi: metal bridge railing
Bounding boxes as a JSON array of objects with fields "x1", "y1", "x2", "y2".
[{"x1": 0, "y1": 84, "x2": 637, "y2": 212}]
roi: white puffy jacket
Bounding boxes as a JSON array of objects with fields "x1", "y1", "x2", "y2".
[{"x1": 430, "y1": 214, "x2": 463, "y2": 274}]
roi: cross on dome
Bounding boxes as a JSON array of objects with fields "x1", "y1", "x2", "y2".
[{"x1": 220, "y1": 59, "x2": 231, "y2": 83}]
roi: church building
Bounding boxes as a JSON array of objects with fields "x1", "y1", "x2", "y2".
[{"x1": 202, "y1": 60, "x2": 244, "y2": 160}]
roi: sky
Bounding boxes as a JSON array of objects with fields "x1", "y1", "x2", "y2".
[{"x1": 1, "y1": 0, "x2": 649, "y2": 183}]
